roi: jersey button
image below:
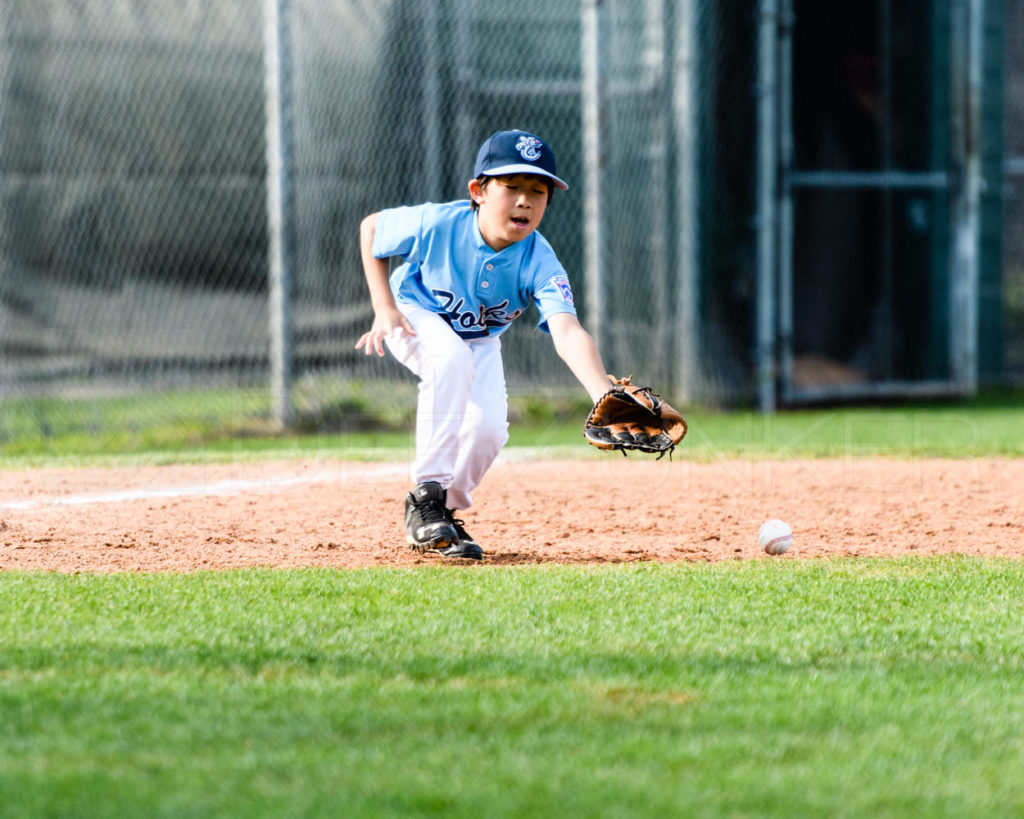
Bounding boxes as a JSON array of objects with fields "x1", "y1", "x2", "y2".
[
  {"x1": 485, "y1": 264, "x2": 494, "y2": 271},
  {"x1": 481, "y1": 281, "x2": 490, "y2": 288}
]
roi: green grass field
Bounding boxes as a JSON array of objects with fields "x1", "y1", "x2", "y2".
[
  {"x1": 3, "y1": 560, "x2": 1024, "y2": 817},
  {"x1": 3, "y1": 391, "x2": 1024, "y2": 816},
  {"x1": 4, "y1": 386, "x2": 1024, "y2": 464}
]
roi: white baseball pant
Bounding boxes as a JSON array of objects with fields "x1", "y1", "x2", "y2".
[{"x1": 385, "y1": 305, "x2": 509, "y2": 511}]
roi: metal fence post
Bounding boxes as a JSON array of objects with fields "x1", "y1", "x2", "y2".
[
  {"x1": 777, "y1": 0, "x2": 794, "y2": 402},
  {"x1": 756, "y1": 0, "x2": 779, "y2": 413},
  {"x1": 949, "y1": 0, "x2": 982, "y2": 396},
  {"x1": 673, "y1": 0, "x2": 701, "y2": 402},
  {"x1": 422, "y1": 2, "x2": 443, "y2": 202},
  {"x1": 582, "y1": 0, "x2": 607, "y2": 354},
  {"x1": 263, "y1": 0, "x2": 294, "y2": 428}
]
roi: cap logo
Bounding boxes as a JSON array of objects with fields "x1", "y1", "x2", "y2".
[{"x1": 515, "y1": 135, "x2": 543, "y2": 162}]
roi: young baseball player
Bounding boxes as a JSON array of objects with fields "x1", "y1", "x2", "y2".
[{"x1": 356, "y1": 129, "x2": 612, "y2": 559}]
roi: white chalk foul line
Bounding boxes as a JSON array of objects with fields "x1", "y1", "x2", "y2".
[
  {"x1": 0, "y1": 447, "x2": 561, "y2": 512},
  {"x1": 1, "y1": 463, "x2": 409, "y2": 511}
]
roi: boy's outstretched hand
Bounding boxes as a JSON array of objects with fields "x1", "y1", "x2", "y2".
[{"x1": 355, "y1": 307, "x2": 415, "y2": 357}]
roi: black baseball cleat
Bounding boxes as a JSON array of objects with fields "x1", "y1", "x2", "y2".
[
  {"x1": 436, "y1": 511, "x2": 483, "y2": 560},
  {"x1": 404, "y1": 481, "x2": 458, "y2": 552}
]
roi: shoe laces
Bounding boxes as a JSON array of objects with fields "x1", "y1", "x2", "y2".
[{"x1": 412, "y1": 497, "x2": 448, "y2": 527}]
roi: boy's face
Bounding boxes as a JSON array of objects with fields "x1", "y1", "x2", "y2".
[{"x1": 469, "y1": 173, "x2": 550, "y2": 251}]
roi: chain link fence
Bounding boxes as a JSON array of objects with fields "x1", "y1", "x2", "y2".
[
  {"x1": 0, "y1": 0, "x2": 759, "y2": 446},
  {"x1": 0, "y1": 2, "x2": 270, "y2": 444},
  {"x1": 6, "y1": 0, "x2": 1020, "y2": 449},
  {"x1": 284, "y1": 0, "x2": 757, "y2": 405}
]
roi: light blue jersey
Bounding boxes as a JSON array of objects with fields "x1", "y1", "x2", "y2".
[{"x1": 371, "y1": 200, "x2": 577, "y2": 340}]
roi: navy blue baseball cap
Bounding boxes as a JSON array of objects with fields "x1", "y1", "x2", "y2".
[{"x1": 473, "y1": 130, "x2": 569, "y2": 190}]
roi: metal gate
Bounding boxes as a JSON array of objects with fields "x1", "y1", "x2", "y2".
[{"x1": 757, "y1": 0, "x2": 985, "y2": 409}]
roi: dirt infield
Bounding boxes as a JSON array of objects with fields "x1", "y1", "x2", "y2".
[{"x1": 1, "y1": 456, "x2": 1022, "y2": 572}]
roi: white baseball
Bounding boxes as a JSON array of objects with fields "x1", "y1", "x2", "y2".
[{"x1": 759, "y1": 519, "x2": 793, "y2": 555}]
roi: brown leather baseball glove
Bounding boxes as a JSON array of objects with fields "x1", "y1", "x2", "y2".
[{"x1": 583, "y1": 376, "x2": 687, "y2": 459}]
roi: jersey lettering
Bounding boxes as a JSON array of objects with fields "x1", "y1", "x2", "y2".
[{"x1": 433, "y1": 289, "x2": 524, "y2": 338}]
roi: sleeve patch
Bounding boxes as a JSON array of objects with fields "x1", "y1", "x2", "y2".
[{"x1": 553, "y1": 275, "x2": 574, "y2": 305}]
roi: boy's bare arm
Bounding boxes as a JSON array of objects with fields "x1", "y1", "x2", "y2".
[
  {"x1": 356, "y1": 212, "x2": 415, "y2": 357},
  {"x1": 547, "y1": 312, "x2": 614, "y2": 402}
]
